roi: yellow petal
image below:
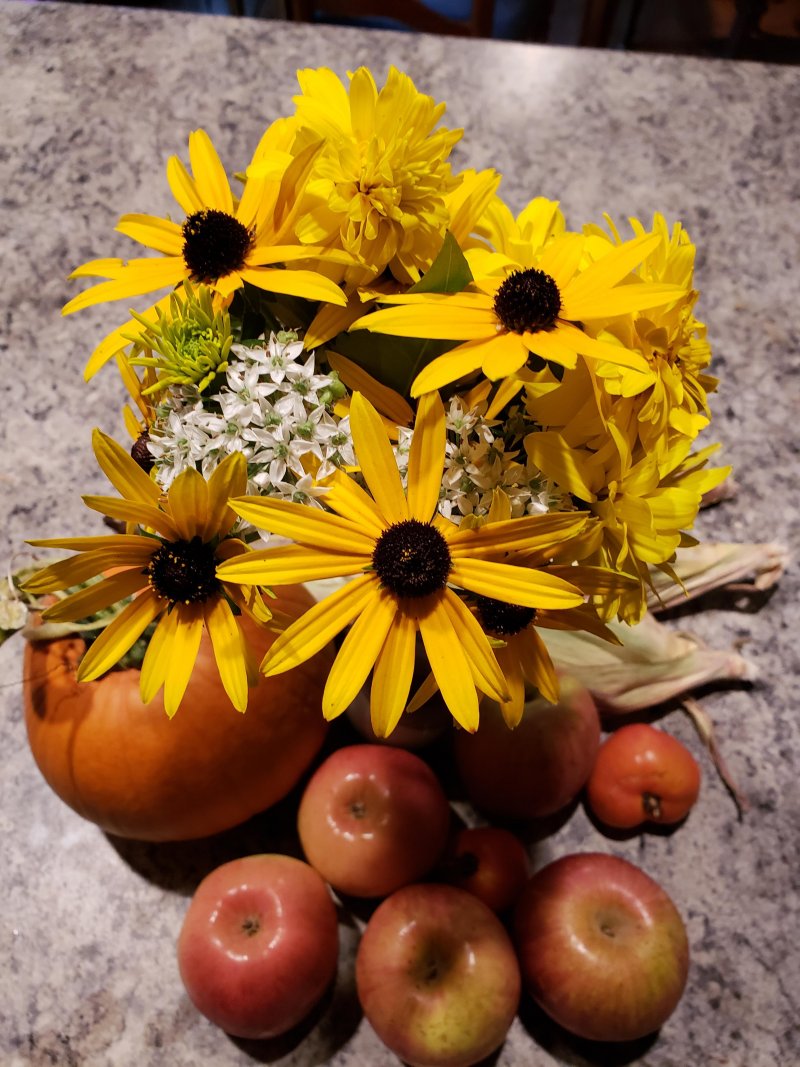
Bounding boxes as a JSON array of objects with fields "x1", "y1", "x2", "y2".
[
  {"x1": 139, "y1": 609, "x2": 176, "y2": 705},
  {"x1": 81, "y1": 495, "x2": 180, "y2": 540},
  {"x1": 166, "y1": 466, "x2": 209, "y2": 541},
  {"x1": 494, "y1": 642, "x2": 527, "y2": 728},
  {"x1": 261, "y1": 574, "x2": 378, "y2": 675},
  {"x1": 204, "y1": 596, "x2": 249, "y2": 712},
  {"x1": 410, "y1": 341, "x2": 486, "y2": 398},
  {"x1": 524, "y1": 429, "x2": 600, "y2": 501},
  {"x1": 537, "y1": 232, "x2": 585, "y2": 290},
  {"x1": 116, "y1": 214, "x2": 184, "y2": 256},
  {"x1": 188, "y1": 129, "x2": 234, "y2": 214},
  {"x1": 218, "y1": 544, "x2": 369, "y2": 586},
  {"x1": 440, "y1": 588, "x2": 508, "y2": 702},
  {"x1": 62, "y1": 257, "x2": 186, "y2": 314},
  {"x1": 166, "y1": 154, "x2": 204, "y2": 215},
  {"x1": 450, "y1": 557, "x2": 584, "y2": 609},
  {"x1": 417, "y1": 596, "x2": 480, "y2": 732},
  {"x1": 323, "y1": 472, "x2": 388, "y2": 538},
  {"x1": 563, "y1": 233, "x2": 660, "y2": 307},
  {"x1": 354, "y1": 301, "x2": 495, "y2": 341},
  {"x1": 163, "y1": 603, "x2": 204, "y2": 718},
  {"x1": 23, "y1": 541, "x2": 155, "y2": 593},
  {"x1": 406, "y1": 392, "x2": 445, "y2": 521},
  {"x1": 448, "y1": 512, "x2": 587, "y2": 557},
  {"x1": 349, "y1": 392, "x2": 408, "y2": 524},
  {"x1": 92, "y1": 428, "x2": 162, "y2": 504},
  {"x1": 523, "y1": 326, "x2": 579, "y2": 369},
  {"x1": 228, "y1": 496, "x2": 376, "y2": 555},
  {"x1": 327, "y1": 350, "x2": 414, "y2": 428},
  {"x1": 76, "y1": 590, "x2": 162, "y2": 682},
  {"x1": 202, "y1": 451, "x2": 247, "y2": 541},
  {"x1": 516, "y1": 626, "x2": 560, "y2": 704},
  {"x1": 237, "y1": 266, "x2": 347, "y2": 307},
  {"x1": 370, "y1": 610, "x2": 417, "y2": 738},
  {"x1": 563, "y1": 282, "x2": 685, "y2": 320},
  {"x1": 41, "y1": 569, "x2": 147, "y2": 622},
  {"x1": 322, "y1": 587, "x2": 396, "y2": 719}
]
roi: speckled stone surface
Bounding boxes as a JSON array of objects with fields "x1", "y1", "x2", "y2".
[{"x1": 1, "y1": 2, "x2": 798, "y2": 1064}]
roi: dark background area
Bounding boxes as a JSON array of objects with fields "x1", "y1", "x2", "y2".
[{"x1": 45, "y1": 0, "x2": 800, "y2": 63}]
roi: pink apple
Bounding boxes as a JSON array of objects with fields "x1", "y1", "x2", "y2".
[
  {"x1": 297, "y1": 744, "x2": 451, "y2": 898},
  {"x1": 513, "y1": 853, "x2": 689, "y2": 1042},
  {"x1": 356, "y1": 883, "x2": 521, "y2": 1067},
  {"x1": 177, "y1": 854, "x2": 338, "y2": 1039},
  {"x1": 454, "y1": 676, "x2": 601, "y2": 820},
  {"x1": 443, "y1": 826, "x2": 530, "y2": 913}
]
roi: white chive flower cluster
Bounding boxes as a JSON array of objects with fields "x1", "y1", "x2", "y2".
[{"x1": 146, "y1": 333, "x2": 355, "y2": 510}]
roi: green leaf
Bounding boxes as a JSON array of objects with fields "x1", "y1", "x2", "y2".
[
  {"x1": 331, "y1": 330, "x2": 458, "y2": 400},
  {"x1": 408, "y1": 231, "x2": 473, "y2": 295}
]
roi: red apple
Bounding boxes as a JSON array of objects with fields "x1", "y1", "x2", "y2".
[
  {"x1": 177, "y1": 854, "x2": 338, "y2": 1039},
  {"x1": 454, "y1": 676, "x2": 601, "y2": 820},
  {"x1": 442, "y1": 826, "x2": 530, "y2": 913},
  {"x1": 513, "y1": 853, "x2": 689, "y2": 1042},
  {"x1": 298, "y1": 744, "x2": 451, "y2": 898},
  {"x1": 356, "y1": 883, "x2": 521, "y2": 1067}
]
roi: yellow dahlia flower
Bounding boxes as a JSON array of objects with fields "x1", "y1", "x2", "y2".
[{"x1": 259, "y1": 66, "x2": 463, "y2": 285}]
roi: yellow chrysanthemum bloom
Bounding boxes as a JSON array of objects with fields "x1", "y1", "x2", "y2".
[
  {"x1": 255, "y1": 66, "x2": 462, "y2": 285},
  {"x1": 585, "y1": 214, "x2": 718, "y2": 451},
  {"x1": 217, "y1": 392, "x2": 590, "y2": 737},
  {"x1": 24, "y1": 435, "x2": 270, "y2": 716},
  {"x1": 64, "y1": 129, "x2": 349, "y2": 379},
  {"x1": 526, "y1": 428, "x2": 731, "y2": 621},
  {"x1": 352, "y1": 224, "x2": 687, "y2": 399}
]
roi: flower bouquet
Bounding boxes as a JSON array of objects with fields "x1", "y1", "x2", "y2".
[
  {"x1": 5, "y1": 62, "x2": 791, "y2": 1057},
  {"x1": 6, "y1": 65, "x2": 779, "y2": 816}
]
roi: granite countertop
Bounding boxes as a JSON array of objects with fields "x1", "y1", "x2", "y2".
[{"x1": 1, "y1": 2, "x2": 798, "y2": 1064}]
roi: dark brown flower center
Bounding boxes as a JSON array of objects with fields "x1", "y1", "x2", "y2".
[
  {"x1": 182, "y1": 209, "x2": 253, "y2": 283},
  {"x1": 131, "y1": 431, "x2": 154, "y2": 472},
  {"x1": 147, "y1": 536, "x2": 220, "y2": 604},
  {"x1": 493, "y1": 268, "x2": 561, "y2": 334},
  {"x1": 475, "y1": 594, "x2": 536, "y2": 636},
  {"x1": 372, "y1": 519, "x2": 451, "y2": 598}
]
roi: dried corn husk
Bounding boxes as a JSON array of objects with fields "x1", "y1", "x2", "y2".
[
  {"x1": 539, "y1": 612, "x2": 756, "y2": 714},
  {"x1": 648, "y1": 541, "x2": 789, "y2": 612}
]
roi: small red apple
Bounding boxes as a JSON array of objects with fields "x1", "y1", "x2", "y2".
[
  {"x1": 454, "y1": 676, "x2": 600, "y2": 820},
  {"x1": 513, "y1": 853, "x2": 689, "y2": 1042},
  {"x1": 297, "y1": 744, "x2": 451, "y2": 898},
  {"x1": 177, "y1": 854, "x2": 338, "y2": 1039},
  {"x1": 356, "y1": 883, "x2": 521, "y2": 1067},
  {"x1": 442, "y1": 826, "x2": 529, "y2": 913}
]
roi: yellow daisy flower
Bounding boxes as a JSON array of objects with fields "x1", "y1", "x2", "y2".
[
  {"x1": 259, "y1": 66, "x2": 462, "y2": 285},
  {"x1": 217, "y1": 391, "x2": 589, "y2": 738},
  {"x1": 24, "y1": 434, "x2": 270, "y2": 717},
  {"x1": 64, "y1": 129, "x2": 349, "y2": 379},
  {"x1": 352, "y1": 227, "x2": 688, "y2": 398}
]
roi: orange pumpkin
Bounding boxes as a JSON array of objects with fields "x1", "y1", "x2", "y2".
[{"x1": 23, "y1": 585, "x2": 331, "y2": 841}]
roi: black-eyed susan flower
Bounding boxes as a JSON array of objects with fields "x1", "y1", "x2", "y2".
[
  {"x1": 64, "y1": 129, "x2": 350, "y2": 379},
  {"x1": 217, "y1": 392, "x2": 590, "y2": 738},
  {"x1": 24, "y1": 434, "x2": 270, "y2": 717},
  {"x1": 352, "y1": 224, "x2": 689, "y2": 399}
]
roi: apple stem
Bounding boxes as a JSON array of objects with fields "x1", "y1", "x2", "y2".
[
  {"x1": 642, "y1": 792, "x2": 662, "y2": 820},
  {"x1": 438, "y1": 850, "x2": 480, "y2": 882},
  {"x1": 241, "y1": 915, "x2": 261, "y2": 937}
]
